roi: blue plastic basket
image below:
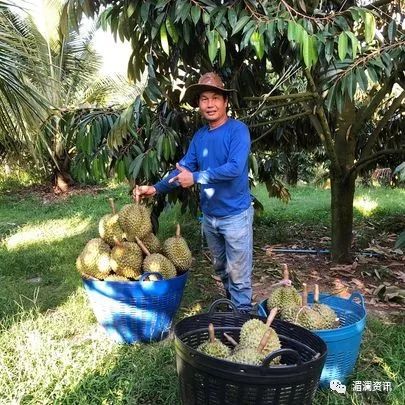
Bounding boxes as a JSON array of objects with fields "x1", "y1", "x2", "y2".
[
  {"x1": 258, "y1": 292, "x2": 366, "y2": 387},
  {"x1": 83, "y1": 272, "x2": 188, "y2": 344}
]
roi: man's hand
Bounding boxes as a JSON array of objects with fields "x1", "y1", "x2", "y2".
[
  {"x1": 132, "y1": 185, "x2": 156, "y2": 201},
  {"x1": 168, "y1": 163, "x2": 195, "y2": 188}
]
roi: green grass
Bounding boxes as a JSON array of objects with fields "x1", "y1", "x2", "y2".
[{"x1": 0, "y1": 183, "x2": 404, "y2": 404}]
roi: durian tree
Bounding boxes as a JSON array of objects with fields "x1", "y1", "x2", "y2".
[{"x1": 60, "y1": 0, "x2": 405, "y2": 263}]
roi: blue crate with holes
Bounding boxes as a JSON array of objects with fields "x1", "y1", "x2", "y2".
[
  {"x1": 258, "y1": 292, "x2": 366, "y2": 387},
  {"x1": 83, "y1": 272, "x2": 188, "y2": 344}
]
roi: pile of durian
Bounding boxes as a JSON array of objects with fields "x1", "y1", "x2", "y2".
[
  {"x1": 197, "y1": 309, "x2": 282, "y2": 366},
  {"x1": 267, "y1": 264, "x2": 339, "y2": 330},
  {"x1": 76, "y1": 198, "x2": 192, "y2": 281}
]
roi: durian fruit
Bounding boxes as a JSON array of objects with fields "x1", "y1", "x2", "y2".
[
  {"x1": 162, "y1": 224, "x2": 192, "y2": 273},
  {"x1": 267, "y1": 264, "x2": 301, "y2": 312},
  {"x1": 197, "y1": 323, "x2": 231, "y2": 359},
  {"x1": 312, "y1": 284, "x2": 339, "y2": 329},
  {"x1": 237, "y1": 308, "x2": 281, "y2": 360},
  {"x1": 141, "y1": 232, "x2": 161, "y2": 254},
  {"x1": 99, "y1": 198, "x2": 125, "y2": 246},
  {"x1": 110, "y1": 239, "x2": 143, "y2": 279},
  {"x1": 281, "y1": 283, "x2": 324, "y2": 330},
  {"x1": 136, "y1": 237, "x2": 176, "y2": 279},
  {"x1": 227, "y1": 329, "x2": 274, "y2": 366},
  {"x1": 118, "y1": 200, "x2": 152, "y2": 242},
  {"x1": 76, "y1": 238, "x2": 111, "y2": 279}
]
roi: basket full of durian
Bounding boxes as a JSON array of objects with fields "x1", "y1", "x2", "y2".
[
  {"x1": 75, "y1": 198, "x2": 192, "y2": 344},
  {"x1": 258, "y1": 264, "x2": 367, "y2": 388},
  {"x1": 174, "y1": 299, "x2": 327, "y2": 405}
]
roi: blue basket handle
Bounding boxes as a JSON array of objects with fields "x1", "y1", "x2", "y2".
[
  {"x1": 139, "y1": 272, "x2": 163, "y2": 281},
  {"x1": 208, "y1": 299, "x2": 239, "y2": 315},
  {"x1": 349, "y1": 292, "x2": 365, "y2": 309},
  {"x1": 262, "y1": 348, "x2": 302, "y2": 367}
]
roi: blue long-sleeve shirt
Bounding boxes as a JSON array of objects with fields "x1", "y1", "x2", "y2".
[{"x1": 154, "y1": 118, "x2": 252, "y2": 217}]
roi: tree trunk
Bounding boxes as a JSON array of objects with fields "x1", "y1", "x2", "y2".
[{"x1": 330, "y1": 172, "x2": 356, "y2": 263}]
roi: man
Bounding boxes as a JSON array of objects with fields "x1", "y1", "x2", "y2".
[{"x1": 135, "y1": 72, "x2": 253, "y2": 313}]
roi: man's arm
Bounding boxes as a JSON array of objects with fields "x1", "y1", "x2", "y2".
[{"x1": 154, "y1": 136, "x2": 199, "y2": 193}]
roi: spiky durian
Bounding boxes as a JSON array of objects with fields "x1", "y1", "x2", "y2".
[
  {"x1": 197, "y1": 324, "x2": 231, "y2": 359},
  {"x1": 110, "y1": 240, "x2": 143, "y2": 279},
  {"x1": 238, "y1": 308, "x2": 281, "y2": 361},
  {"x1": 281, "y1": 284, "x2": 324, "y2": 330},
  {"x1": 136, "y1": 237, "x2": 176, "y2": 279},
  {"x1": 99, "y1": 198, "x2": 125, "y2": 246},
  {"x1": 141, "y1": 232, "x2": 161, "y2": 254},
  {"x1": 76, "y1": 238, "x2": 111, "y2": 279},
  {"x1": 312, "y1": 284, "x2": 339, "y2": 329},
  {"x1": 118, "y1": 202, "x2": 152, "y2": 241},
  {"x1": 227, "y1": 328, "x2": 275, "y2": 366},
  {"x1": 162, "y1": 224, "x2": 192, "y2": 272},
  {"x1": 267, "y1": 264, "x2": 301, "y2": 312}
]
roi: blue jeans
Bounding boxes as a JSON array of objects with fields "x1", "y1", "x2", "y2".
[{"x1": 202, "y1": 206, "x2": 253, "y2": 312}]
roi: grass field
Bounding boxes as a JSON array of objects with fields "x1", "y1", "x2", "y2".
[{"x1": 0, "y1": 183, "x2": 403, "y2": 404}]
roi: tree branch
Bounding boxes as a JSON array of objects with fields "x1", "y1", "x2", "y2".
[
  {"x1": 359, "y1": 90, "x2": 405, "y2": 161},
  {"x1": 346, "y1": 148, "x2": 405, "y2": 179},
  {"x1": 243, "y1": 92, "x2": 317, "y2": 102},
  {"x1": 247, "y1": 111, "x2": 311, "y2": 128},
  {"x1": 351, "y1": 79, "x2": 394, "y2": 137}
]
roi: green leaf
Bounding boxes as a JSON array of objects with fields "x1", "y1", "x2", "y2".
[
  {"x1": 202, "y1": 11, "x2": 210, "y2": 25},
  {"x1": 160, "y1": 23, "x2": 170, "y2": 55},
  {"x1": 207, "y1": 30, "x2": 218, "y2": 63},
  {"x1": 129, "y1": 153, "x2": 145, "y2": 180},
  {"x1": 346, "y1": 31, "x2": 359, "y2": 59},
  {"x1": 228, "y1": 8, "x2": 237, "y2": 27},
  {"x1": 191, "y1": 6, "x2": 201, "y2": 26},
  {"x1": 356, "y1": 68, "x2": 368, "y2": 92},
  {"x1": 388, "y1": 20, "x2": 396, "y2": 42},
  {"x1": 250, "y1": 31, "x2": 264, "y2": 60},
  {"x1": 325, "y1": 39, "x2": 334, "y2": 63},
  {"x1": 265, "y1": 21, "x2": 276, "y2": 45},
  {"x1": 364, "y1": 13, "x2": 375, "y2": 43},
  {"x1": 166, "y1": 17, "x2": 179, "y2": 43},
  {"x1": 231, "y1": 15, "x2": 250, "y2": 36},
  {"x1": 140, "y1": 2, "x2": 150, "y2": 22},
  {"x1": 250, "y1": 154, "x2": 258, "y2": 176},
  {"x1": 367, "y1": 65, "x2": 378, "y2": 82},
  {"x1": 301, "y1": 30, "x2": 310, "y2": 67},
  {"x1": 219, "y1": 36, "x2": 226, "y2": 66},
  {"x1": 338, "y1": 32, "x2": 348, "y2": 61}
]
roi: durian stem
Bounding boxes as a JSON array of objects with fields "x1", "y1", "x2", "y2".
[
  {"x1": 135, "y1": 237, "x2": 150, "y2": 256},
  {"x1": 314, "y1": 284, "x2": 320, "y2": 303},
  {"x1": 108, "y1": 198, "x2": 116, "y2": 214},
  {"x1": 257, "y1": 329, "x2": 272, "y2": 354},
  {"x1": 302, "y1": 283, "x2": 308, "y2": 307},
  {"x1": 175, "y1": 223, "x2": 181, "y2": 238},
  {"x1": 134, "y1": 185, "x2": 140, "y2": 204},
  {"x1": 266, "y1": 307, "x2": 278, "y2": 327},
  {"x1": 112, "y1": 236, "x2": 123, "y2": 247},
  {"x1": 282, "y1": 264, "x2": 290, "y2": 282},
  {"x1": 208, "y1": 323, "x2": 216, "y2": 343},
  {"x1": 223, "y1": 333, "x2": 238, "y2": 347}
]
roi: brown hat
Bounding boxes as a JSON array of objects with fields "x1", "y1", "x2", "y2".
[{"x1": 182, "y1": 72, "x2": 235, "y2": 107}]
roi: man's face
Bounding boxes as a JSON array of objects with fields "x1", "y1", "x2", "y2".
[{"x1": 198, "y1": 91, "x2": 228, "y2": 124}]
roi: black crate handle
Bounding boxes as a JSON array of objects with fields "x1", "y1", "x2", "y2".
[
  {"x1": 208, "y1": 299, "x2": 239, "y2": 315},
  {"x1": 139, "y1": 272, "x2": 163, "y2": 281},
  {"x1": 262, "y1": 348, "x2": 302, "y2": 367}
]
